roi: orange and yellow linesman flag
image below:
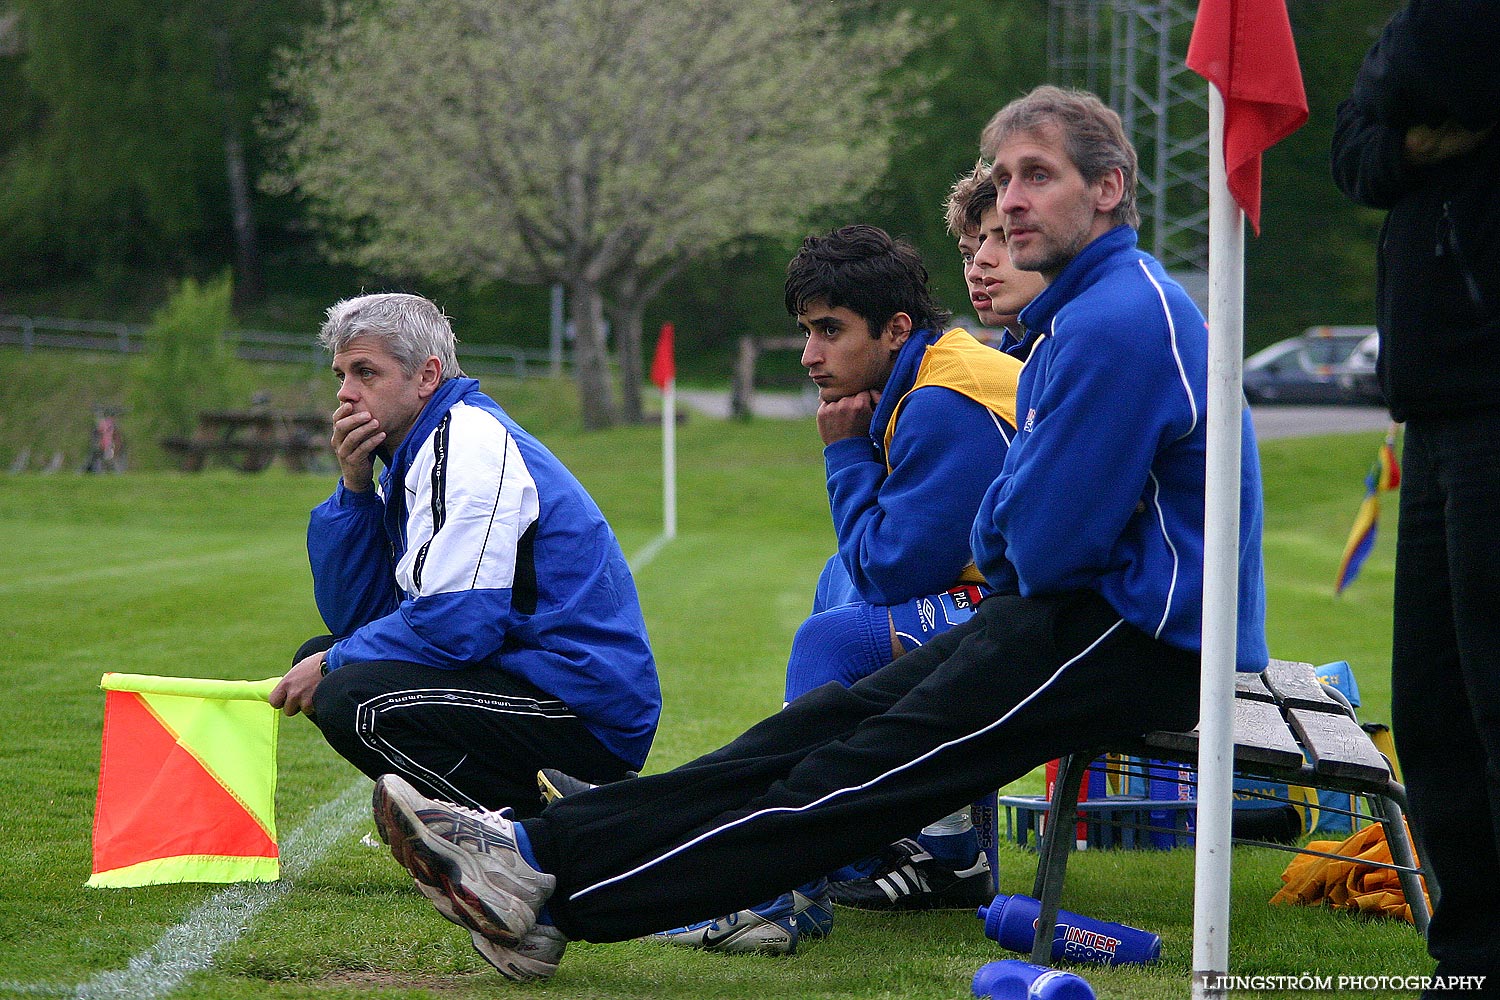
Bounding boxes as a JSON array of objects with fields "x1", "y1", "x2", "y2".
[
  {"x1": 89, "y1": 673, "x2": 281, "y2": 888},
  {"x1": 1334, "y1": 424, "x2": 1402, "y2": 595}
]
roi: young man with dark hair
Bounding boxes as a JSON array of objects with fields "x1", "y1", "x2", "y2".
[
  {"x1": 367, "y1": 86, "x2": 1268, "y2": 982},
  {"x1": 650, "y1": 225, "x2": 1024, "y2": 949},
  {"x1": 783, "y1": 223, "x2": 1020, "y2": 684}
]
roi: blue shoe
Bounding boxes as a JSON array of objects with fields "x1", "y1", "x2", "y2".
[
  {"x1": 791, "y1": 879, "x2": 834, "y2": 939},
  {"x1": 653, "y1": 892, "x2": 800, "y2": 955},
  {"x1": 828, "y1": 854, "x2": 881, "y2": 883}
]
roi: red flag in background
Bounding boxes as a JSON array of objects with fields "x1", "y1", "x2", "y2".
[
  {"x1": 651, "y1": 322, "x2": 676, "y2": 390},
  {"x1": 1187, "y1": 0, "x2": 1308, "y2": 233}
]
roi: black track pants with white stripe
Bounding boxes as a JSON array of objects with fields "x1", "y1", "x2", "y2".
[
  {"x1": 525, "y1": 589, "x2": 1201, "y2": 942},
  {"x1": 300, "y1": 637, "x2": 636, "y2": 817}
]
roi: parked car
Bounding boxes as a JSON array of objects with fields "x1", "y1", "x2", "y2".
[
  {"x1": 1243, "y1": 326, "x2": 1382, "y2": 405},
  {"x1": 1338, "y1": 331, "x2": 1382, "y2": 404}
]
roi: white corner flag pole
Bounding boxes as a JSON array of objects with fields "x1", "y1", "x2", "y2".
[
  {"x1": 662, "y1": 376, "x2": 677, "y2": 540},
  {"x1": 1192, "y1": 81, "x2": 1245, "y2": 1000}
]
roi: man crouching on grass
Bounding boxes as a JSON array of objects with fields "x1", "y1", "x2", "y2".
[
  {"x1": 268, "y1": 292, "x2": 661, "y2": 980},
  {"x1": 366, "y1": 86, "x2": 1268, "y2": 982}
]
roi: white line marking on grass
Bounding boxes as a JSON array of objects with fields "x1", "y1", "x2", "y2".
[
  {"x1": 1, "y1": 535, "x2": 674, "y2": 998},
  {"x1": 69, "y1": 780, "x2": 368, "y2": 1000},
  {"x1": 0, "y1": 545, "x2": 289, "y2": 596},
  {"x1": 628, "y1": 534, "x2": 670, "y2": 572},
  {"x1": 0, "y1": 981, "x2": 68, "y2": 995}
]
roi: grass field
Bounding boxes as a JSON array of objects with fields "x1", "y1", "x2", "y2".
[{"x1": 0, "y1": 406, "x2": 1429, "y2": 999}]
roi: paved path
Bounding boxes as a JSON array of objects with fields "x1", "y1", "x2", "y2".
[
  {"x1": 1249, "y1": 404, "x2": 1393, "y2": 440},
  {"x1": 677, "y1": 387, "x2": 817, "y2": 420},
  {"x1": 679, "y1": 388, "x2": 1393, "y2": 441}
]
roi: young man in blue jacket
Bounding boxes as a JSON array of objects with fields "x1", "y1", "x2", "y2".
[
  {"x1": 268, "y1": 293, "x2": 661, "y2": 976},
  {"x1": 366, "y1": 86, "x2": 1268, "y2": 981},
  {"x1": 652, "y1": 226, "x2": 1022, "y2": 949},
  {"x1": 785, "y1": 224, "x2": 1020, "y2": 633},
  {"x1": 949, "y1": 159, "x2": 1048, "y2": 356},
  {"x1": 789, "y1": 202, "x2": 1046, "y2": 919}
]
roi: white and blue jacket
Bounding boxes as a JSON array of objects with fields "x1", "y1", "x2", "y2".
[
  {"x1": 308, "y1": 377, "x2": 661, "y2": 767},
  {"x1": 971, "y1": 227, "x2": 1269, "y2": 670}
]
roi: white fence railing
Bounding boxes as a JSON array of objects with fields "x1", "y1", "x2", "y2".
[{"x1": 0, "y1": 313, "x2": 566, "y2": 379}]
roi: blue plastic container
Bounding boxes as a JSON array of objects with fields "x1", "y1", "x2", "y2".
[
  {"x1": 976, "y1": 893, "x2": 1161, "y2": 966},
  {"x1": 972, "y1": 959, "x2": 1096, "y2": 999}
]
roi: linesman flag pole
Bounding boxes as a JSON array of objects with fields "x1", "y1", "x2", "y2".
[
  {"x1": 651, "y1": 322, "x2": 677, "y2": 540},
  {"x1": 1186, "y1": 1, "x2": 1306, "y2": 995}
]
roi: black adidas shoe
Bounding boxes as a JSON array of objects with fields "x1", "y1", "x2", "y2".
[{"x1": 828, "y1": 838, "x2": 992, "y2": 911}]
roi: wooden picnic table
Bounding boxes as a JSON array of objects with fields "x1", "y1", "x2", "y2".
[{"x1": 162, "y1": 410, "x2": 330, "y2": 473}]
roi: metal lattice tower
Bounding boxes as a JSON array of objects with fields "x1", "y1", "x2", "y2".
[{"x1": 1047, "y1": 0, "x2": 1209, "y2": 272}]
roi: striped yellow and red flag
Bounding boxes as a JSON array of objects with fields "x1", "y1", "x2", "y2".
[
  {"x1": 88, "y1": 673, "x2": 281, "y2": 888},
  {"x1": 1334, "y1": 424, "x2": 1402, "y2": 595}
]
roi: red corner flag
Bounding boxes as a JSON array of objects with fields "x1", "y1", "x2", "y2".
[
  {"x1": 651, "y1": 322, "x2": 676, "y2": 390},
  {"x1": 1187, "y1": 0, "x2": 1308, "y2": 234}
]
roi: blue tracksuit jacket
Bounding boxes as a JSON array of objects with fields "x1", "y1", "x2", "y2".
[
  {"x1": 307, "y1": 377, "x2": 661, "y2": 767},
  {"x1": 817, "y1": 326, "x2": 1017, "y2": 608},
  {"x1": 971, "y1": 227, "x2": 1269, "y2": 670}
]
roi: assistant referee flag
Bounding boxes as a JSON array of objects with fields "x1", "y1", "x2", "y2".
[{"x1": 89, "y1": 673, "x2": 281, "y2": 887}]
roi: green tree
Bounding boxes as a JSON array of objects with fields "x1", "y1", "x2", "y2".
[
  {"x1": 0, "y1": 0, "x2": 317, "y2": 299},
  {"x1": 132, "y1": 272, "x2": 245, "y2": 442},
  {"x1": 860, "y1": 0, "x2": 1051, "y2": 319},
  {"x1": 266, "y1": 0, "x2": 923, "y2": 428},
  {"x1": 648, "y1": 0, "x2": 1051, "y2": 371},
  {"x1": 654, "y1": 0, "x2": 1403, "y2": 363},
  {"x1": 1246, "y1": 0, "x2": 1400, "y2": 350}
]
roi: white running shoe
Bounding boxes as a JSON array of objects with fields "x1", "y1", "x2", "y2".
[
  {"x1": 372, "y1": 774, "x2": 555, "y2": 946},
  {"x1": 652, "y1": 892, "x2": 800, "y2": 955},
  {"x1": 469, "y1": 923, "x2": 567, "y2": 982},
  {"x1": 411, "y1": 868, "x2": 568, "y2": 982}
]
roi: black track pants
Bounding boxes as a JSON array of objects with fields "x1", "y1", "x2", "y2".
[
  {"x1": 525, "y1": 590, "x2": 1201, "y2": 942},
  {"x1": 298, "y1": 636, "x2": 635, "y2": 817},
  {"x1": 1391, "y1": 414, "x2": 1500, "y2": 989}
]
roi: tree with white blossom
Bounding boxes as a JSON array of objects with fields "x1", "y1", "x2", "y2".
[{"x1": 267, "y1": 0, "x2": 921, "y2": 427}]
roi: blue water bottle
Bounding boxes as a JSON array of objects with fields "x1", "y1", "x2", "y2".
[
  {"x1": 976, "y1": 893, "x2": 1162, "y2": 965},
  {"x1": 972, "y1": 959, "x2": 1096, "y2": 999}
]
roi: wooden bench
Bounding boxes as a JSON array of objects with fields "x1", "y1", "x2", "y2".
[
  {"x1": 1021, "y1": 659, "x2": 1429, "y2": 965},
  {"x1": 162, "y1": 410, "x2": 329, "y2": 473}
]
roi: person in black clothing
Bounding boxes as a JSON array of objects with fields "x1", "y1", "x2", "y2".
[{"x1": 1332, "y1": 2, "x2": 1500, "y2": 993}]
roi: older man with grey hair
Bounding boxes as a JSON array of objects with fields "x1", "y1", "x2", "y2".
[{"x1": 270, "y1": 292, "x2": 661, "y2": 979}]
